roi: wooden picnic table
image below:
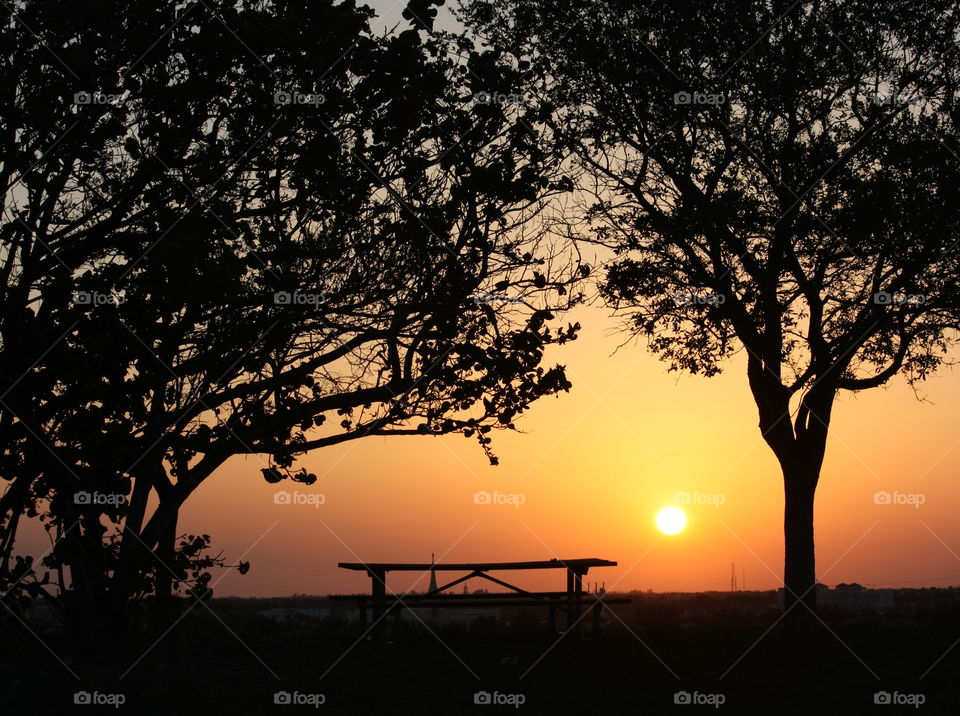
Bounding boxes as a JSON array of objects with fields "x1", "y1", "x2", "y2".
[{"x1": 333, "y1": 557, "x2": 626, "y2": 640}]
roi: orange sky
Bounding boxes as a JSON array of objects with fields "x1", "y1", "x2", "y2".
[
  {"x1": 16, "y1": 1, "x2": 960, "y2": 600},
  {"x1": 176, "y1": 302, "x2": 960, "y2": 597}
]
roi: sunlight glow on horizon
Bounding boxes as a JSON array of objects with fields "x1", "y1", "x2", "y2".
[{"x1": 17, "y1": 306, "x2": 960, "y2": 596}]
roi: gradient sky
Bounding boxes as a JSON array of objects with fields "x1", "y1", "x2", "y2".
[
  {"x1": 190, "y1": 0, "x2": 960, "y2": 598},
  {"x1": 18, "y1": 0, "x2": 960, "y2": 599},
  {"x1": 179, "y1": 297, "x2": 960, "y2": 597}
]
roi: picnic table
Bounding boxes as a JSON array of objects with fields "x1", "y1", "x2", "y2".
[{"x1": 330, "y1": 557, "x2": 629, "y2": 640}]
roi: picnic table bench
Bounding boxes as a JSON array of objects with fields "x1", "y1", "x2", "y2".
[{"x1": 330, "y1": 557, "x2": 629, "y2": 640}]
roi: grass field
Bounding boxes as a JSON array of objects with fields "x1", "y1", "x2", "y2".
[{"x1": 4, "y1": 593, "x2": 959, "y2": 715}]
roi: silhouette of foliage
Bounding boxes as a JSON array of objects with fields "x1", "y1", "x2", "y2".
[
  {"x1": 462, "y1": 0, "x2": 960, "y2": 644},
  {"x1": 0, "y1": 0, "x2": 581, "y2": 635}
]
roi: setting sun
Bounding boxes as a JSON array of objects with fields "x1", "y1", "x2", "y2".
[{"x1": 656, "y1": 506, "x2": 687, "y2": 535}]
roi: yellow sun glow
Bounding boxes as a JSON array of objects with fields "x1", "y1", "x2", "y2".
[{"x1": 656, "y1": 506, "x2": 687, "y2": 535}]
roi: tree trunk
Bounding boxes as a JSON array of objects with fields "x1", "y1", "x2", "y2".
[
  {"x1": 64, "y1": 521, "x2": 118, "y2": 671},
  {"x1": 108, "y1": 463, "x2": 185, "y2": 629},
  {"x1": 748, "y1": 356, "x2": 834, "y2": 656},
  {"x1": 781, "y1": 458, "x2": 819, "y2": 655},
  {"x1": 153, "y1": 512, "x2": 177, "y2": 624},
  {"x1": 107, "y1": 474, "x2": 153, "y2": 626}
]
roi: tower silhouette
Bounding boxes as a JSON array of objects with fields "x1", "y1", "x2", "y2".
[
  {"x1": 428, "y1": 553, "x2": 439, "y2": 623},
  {"x1": 428, "y1": 552, "x2": 438, "y2": 593}
]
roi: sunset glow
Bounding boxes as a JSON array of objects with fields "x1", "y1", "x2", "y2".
[
  {"x1": 6, "y1": 1, "x2": 960, "y2": 712},
  {"x1": 656, "y1": 506, "x2": 687, "y2": 535}
]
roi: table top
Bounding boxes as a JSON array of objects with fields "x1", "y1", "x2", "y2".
[{"x1": 338, "y1": 558, "x2": 616, "y2": 572}]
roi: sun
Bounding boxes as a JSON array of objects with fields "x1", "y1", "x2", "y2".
[{"x1": 656, "y1": 506, "x2": 687, "y2": 535}]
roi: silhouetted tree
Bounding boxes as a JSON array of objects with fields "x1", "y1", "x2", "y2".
[
  {"x1": 461, "y1": 0, "x2": 960, "y2": 646},
  {"x1": 0, "y1": 0, "x2": 581, "y2": 639}
]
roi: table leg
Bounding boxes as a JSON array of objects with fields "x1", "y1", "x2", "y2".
[
  {"x1": 572, "y1": 571, "x2": 583, "y2": 635},
  {"x1": 371, "y1": 568, "x2": 386, "y2": 642}
]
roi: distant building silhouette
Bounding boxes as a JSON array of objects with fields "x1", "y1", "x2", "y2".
[{"x1": 777, "y1": 583, "x2": 894, "y2": 611}]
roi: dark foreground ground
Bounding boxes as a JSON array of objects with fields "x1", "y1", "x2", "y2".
[{"x1": 3, "y1": 592, "x2": 958, "y2": 715}]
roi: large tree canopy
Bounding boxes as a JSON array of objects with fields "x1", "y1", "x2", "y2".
[
  {"x1": 0, "y1": 0, "x2": 582, "y2": 632},
  {"x1": 461, "y1": 0, "x2": 960, "y2": 645}
]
